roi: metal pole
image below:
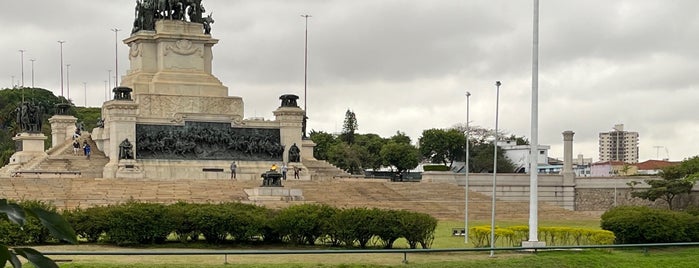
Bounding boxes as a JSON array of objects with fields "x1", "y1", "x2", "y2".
[
  {"x1": 528, "y1": 0, "x2": 540, "y2": 243},
  {"x1": 301, "y1": 14, "x2": 311, "y2": 138},
  {"x1": 490, "y1": 81, "x2": 501, "y2": 257},
  {"x1": 19, "y1": 49, "x2": 25, "y2": 87},
  {"x1": 58, "y1": 40, "x2": 66, "y2": 97},
  {"x1": 111, "y1": 28, "x2": 121, "y2": 88},
  {"x1": 66, "y1": 64, "x2": 71, "y2": 100},
  {"x1": 83, "y1": 82, "x2": 87, "y2": 107},
  {"x1": 108, "y1": 70, "x2": 112, "y2": 95},
  {"x1": 464, "y1": 91, "x2": 471, "y2": 244},
  {"x1": 30, "y1": 59, "x2": 35, "y2": 88},
  {"x1": 104, "y1": 80, "x2": 108, "y2": 102}
]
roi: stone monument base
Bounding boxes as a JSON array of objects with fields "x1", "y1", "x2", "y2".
[
  {"x1": 115, "y1": 159, "x2": 145, "y2": 179},
  {"x1": 244, "y1": 187, "x2": 304, "y2": 201},
  {"x1": 521, "y1": 241, "x2": 547, "y2": 249},
  {"x1": 9, "y1": 133, "x2": 48, "y2": 166}
]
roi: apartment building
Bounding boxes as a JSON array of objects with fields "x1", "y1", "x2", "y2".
[{"x1": 598, "y1": 124, "x2": 639, "y2": 163}]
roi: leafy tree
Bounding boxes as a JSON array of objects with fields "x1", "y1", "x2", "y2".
[
  {"x1": 418, "y1": 128, "x2": 466, "y2": 167},
  {"x1": 327, "y1": 143, "x2": 363, "y2": 174},
  {"x1": 380, "y1": 141, "x2": 419, "y2": 174},
  {"x1": 354, "y1": 133, "x2": 386, "y2": 171},
  {"x1": 0, "y1": 199, "x2": 77, "y2": 268},
  {"x1": 340, "y1": 109, "x2": 358, "y2": 145},
  {"x1": 631, "y1": 156, "x2": 699, "y2": 210},
  {"x1": 309, "y1": 130, "x2": 338, "y2": 160},
  {"x1": 388, "y1": 131, "x2": 411, "y2": 145},
  {"x1": 469, "y1": 142, "x2": 516, "y2": 173}
]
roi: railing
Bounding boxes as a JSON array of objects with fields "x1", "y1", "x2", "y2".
[{"x1": 41, "y1": 242, "x2": 699, "y2": 264}]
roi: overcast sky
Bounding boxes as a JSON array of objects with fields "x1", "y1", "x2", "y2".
[{"x1": 2, "y1": 0, "x2": 698, "y2": 162}]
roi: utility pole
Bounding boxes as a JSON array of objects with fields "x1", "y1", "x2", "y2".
[
  {"x1": 66, "y1": 64, "x2": 71, "y2": 100},
  {"x1": 18, "y1": 49, "x2": 25, "y2": 87},
  {"x1": 30, "y1": 59, "x2": 35, "y2": 88},
  {"x1": 111, "y1": 28, "x2": 121, "y2": 88},
  {"x1": 301, "y1": 14, "x2": 312, "y2": 139},
  {"x1": 58, "y1": 40, "x2": 66, "y2": 97}
]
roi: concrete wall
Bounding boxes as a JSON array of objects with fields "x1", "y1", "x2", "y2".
[{"x1": 422, "y1": 172, "x2": 699, "y2": 212}]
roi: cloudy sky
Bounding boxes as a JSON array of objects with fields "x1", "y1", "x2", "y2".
[{"x1": 2, "y1": 0, "x2": 698, "y2": 162}]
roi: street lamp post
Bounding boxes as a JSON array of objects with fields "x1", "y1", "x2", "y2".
[
  {"x1": 18, "y1": 49, "x2": 25, "y2": 87},
  {"x1": 83, "y1": 82, "x2": 87, "y2": 107},
  {"x1": 464, "y1": 91, "x2": 471, "y2": 244},
  {"x1": 111, "y1": 28, "x2": 121, "y2": 88},
  {"x1": 30, "y1": 59, "x2": 35, "y2": 88},
  {"x1": 107, "y1": 70, "x2": 112, "y2": 95},
  {"x1": 66, "y1": 64, "x2": 71, "y2": 100},
  {"x1": 58, "y1": 40, "x2": 66, "y2": 97},
  {"x1": 527, "y1": 0, "x2": 542, "y2": 246},
  {"x1": 490, "y1": 81, "x2": 501, "y2": 257},
  {"x1": 301, "y1": 14, "x2": 311, "y2": 139}
]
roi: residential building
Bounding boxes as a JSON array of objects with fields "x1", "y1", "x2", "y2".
[
  {"x1": 635, "y1": 159, "x2": 679, "y2": 175},
  {"x1": 590, "y1": 161, "x2": 638, "y2": 177},
  {"x1": 599, "y1": 124, "x2": 639, "y2": 163},
  {"x1": 498, "y1": 140, "x2": 550, "y2": 173}
]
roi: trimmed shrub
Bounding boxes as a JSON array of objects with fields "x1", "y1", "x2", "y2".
[
  {"x1": 166, "y1": 202, "x2": 202, "y2": 243},
  {"x1": 224, "y1": 203, "x2": 268, "y2": 243},
  {"x1": 189, "y1": 203, "x2": 231, "y2": 244},
  {"x1": 373, "y1": 209, "x2": 403, "y2": 249},
  {"x1": 63, "y1": 206, "x2": 109, "y2": 243},
  {"x1": 272, "y1": 204, "x2": 337, "y2": 245},
  {"x1": 104, "y1": 201, "x2": 174, "y2": 245},
  {"x1": 601, "y1": 206, "x2": 693, "y2": 244},
  {"x1": 398, "y1": 211, "x2": 437, "y2": 249},
  {"x1": 423, "y1": 165, "x2": 450, "y2": 171}
]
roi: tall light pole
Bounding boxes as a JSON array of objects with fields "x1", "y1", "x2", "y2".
[
  {"x1": 301, "y1": 14, "x2": 311, "y2": 139},
  {"x1": 464, "y1": 91, "x2": 471, "y2": 244},
  {"x1": 30, "y1": 59, "x2": 35, "y2": 88},
  {"x1": 83, "y1": 82, "x2": 87, "y2": 107},
  {"x1": 490, "y1": 81, "x2": 501, "y2": 257},
  {"x1": 58, "y1": 40, "x2": 66, "y2": 97},
  {"x1": 66, "y1": 64, "x2": 71, "y2": 100},
  {"x1": 107, "y1": 70, "x2": 112, "y2": 93},
  {"x1": 527, "y1": 0, "x2": 542, "y2": 247},
  {"x1": 18, "y1": 49, "x2": 25, "y2": 87},
  {"x1": 104, "y1": 80, "x2": 108, "y2": 102},
  {"x1": 111, "y1": 28, "x2": 121, "y2": 88}
]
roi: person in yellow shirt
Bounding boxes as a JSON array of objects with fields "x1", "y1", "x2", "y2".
[{"x1": 271, "y1": 163, "x2": 278, "y2": 171}]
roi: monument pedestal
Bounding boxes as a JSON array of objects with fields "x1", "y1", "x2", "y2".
[
  {"x1": 244, "y1": 187, "x2": 304, "y2": 201},
  {"x1": 9, "y1": 133, "x2": 47, "y2": 166},
  {"x1": 116, "y1": 159, "x2": 145, "y2": 179},
  {"x1": 48, "y1": 115, "x2": 77, "y2": 149}
]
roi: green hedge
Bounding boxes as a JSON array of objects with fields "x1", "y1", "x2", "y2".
[
  {"x1": 61, "y1": 201, "x2": 439, "y2": 248},
  {"x1": 0, "y1": 200, "x2": 57, "y2": 245},
  {"x1": 423, "y1": 165, "x2": 450, "y2": 171},
  {"x1": 601, "y1": 206, "x2": 699, "y2": 244},
  {"x1": 469, "y1": 225, "x2": 615, "y2": 247}
]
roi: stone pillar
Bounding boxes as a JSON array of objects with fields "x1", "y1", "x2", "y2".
[
  {"x1": 562, "y1": 131, "x2": 575, "y2": 180},
  {"x1": 561, "y1": 130, "x2": 576, "y2": 211},
  {"x1": 273, "y1": 95, "x2": 305, "y2": 164},
  {"x1": 48, "y1": 115, "x2": 77, "y2": 149},
  {"x1": 8, "y1": 133, "x2": 48, "y2": 166},
  {"x1": 102, "y1": 99, "x2": 139, "y2": 178}
]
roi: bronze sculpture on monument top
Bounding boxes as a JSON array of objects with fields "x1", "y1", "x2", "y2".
[{"x1": 132, "y1": 0, "x2": 212, "y2": 34}]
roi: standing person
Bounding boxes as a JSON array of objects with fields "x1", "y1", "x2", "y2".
[
  {"x1": 230, "y1": 161, "x2": 237, "y2": 180},
  {"x1": 281, "y1": 163, "x2": 288, "y2": 180},
  {"x1": 82, "y1": 142, "x2": 88, "y2": 156},
  {"x1": 72, "y1": 140, "x2": 80, "y2": 155},
  {"x1": 293, "y1": 166, "x2": 300, "y2": 179},
  {"x1": 84, "y1": 143, "x2": 91, "y2": 160}
]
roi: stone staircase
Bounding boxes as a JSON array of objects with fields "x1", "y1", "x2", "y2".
[
  {"x1": 30, "y1": 134, "x2": 109, "y2": 179},
  {"x1": 0, "y1": 176, "x2": 591, "y2": 221},
  {"x1": 301, "y1": 158, "x2": 351, "y2": 179}
]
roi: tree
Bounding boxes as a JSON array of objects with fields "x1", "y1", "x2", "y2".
[
  {"x1": 327, "y1": 143, "x2": 363, "y2": 174},
  {"x1": 309, "y1": 130, "x2": 337, "y2": 160},
  {"x1": 631, "y1": 156, "x2": 699, "y2": 210},
  {"x1": 388, "y1": 131, "x2": 411, "y2": 145},
  {"x1": 469, "y1": 142, "x2": 516, "y2": 173},
  {"x1": 354, "y1": 133, "x2": 386, "y2": 171},
  {"x1": 0, "y1": 199, "x2": 77, "y2": 268},
  {"x1": 380, "y1": 141, "x2": 419, "y2": 174},
  {"x1": 418, "y1": 128, "x2": 466, "y2": 167},
  {"x1": 340, "y1": 109, "x2": 358, "y2": 145}
]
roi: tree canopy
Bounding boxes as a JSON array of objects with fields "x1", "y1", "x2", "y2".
[{"x1": 631, "y1": 156, "x2": 699, "y2": 210}]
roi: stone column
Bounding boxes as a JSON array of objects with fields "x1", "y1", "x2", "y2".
[
  {"x1": 102, "y1": 98, "x2": 139, "y2": 178},
  {"x1": 273, "y1": 95, "x2": 305, "y2": 164},
  {"x1": 562, "y1": 131, "x2": 575, "y2": 180},
  {"x1": 48, "y1": 115, "x2": 77, "y2": 149}
]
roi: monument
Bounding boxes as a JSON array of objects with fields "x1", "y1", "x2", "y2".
[{"x1": 86, "y1": 0, "x2": 314, "y2": 181}]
